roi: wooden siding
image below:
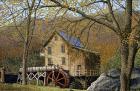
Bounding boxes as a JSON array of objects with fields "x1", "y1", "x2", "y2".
[
  {"x1": 68, "y1": 48, "x2": 86, "y2": 76},
  {"x1": 68, "y1": 48, "x2": 100, "y2": 76}
]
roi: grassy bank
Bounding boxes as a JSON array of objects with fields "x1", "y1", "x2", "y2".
[{"x1": 0, "y1": 83, "x2": 86, "y2": 91}]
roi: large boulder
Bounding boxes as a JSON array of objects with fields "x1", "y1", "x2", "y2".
[{"x1": 87, "y1": 67, "x2": 140, "y2": 91}]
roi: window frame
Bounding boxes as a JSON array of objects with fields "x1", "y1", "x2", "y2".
[
  {"x1": 48, "y1": 47, "x2": 52, "y2": 55},
  {"x1": 61, "y1": 57, "x2": 66, "y2": 65},
  {"x1": 48, "y1": 58, "x2": 53, "y2": 65},
  {"x1": 61, "y1": 44, "x2": 65, "y2": 53}
]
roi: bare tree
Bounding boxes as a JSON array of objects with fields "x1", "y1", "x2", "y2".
[{"x1": 0, "y1": 0, "x2": 41, "y2": 85}]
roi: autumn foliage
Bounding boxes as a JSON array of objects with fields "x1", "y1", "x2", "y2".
[{"x1": 0, "y1": 17, "x2": 120, "y2": 72}]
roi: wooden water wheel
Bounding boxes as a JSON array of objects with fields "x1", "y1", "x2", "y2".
[{"x1": 46, "y1": 70, "x2": 69, "y2": 88}]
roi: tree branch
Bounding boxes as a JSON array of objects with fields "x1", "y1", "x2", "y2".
[
  {"x1": 38, "y1": 4, "x2": 60, "y2": 8},
  {"x1": 50, "y1": 0, "x2": 118, "y2": 33},
  {"x1": 124, "y1": 0, "x2": 132, "y2": 34},
  {"x1": 107, "y1": 0, "x2": 121, "y2": 33},
  {"x1": 81, "y1": 0, "x2": 107, "y2": 7}
]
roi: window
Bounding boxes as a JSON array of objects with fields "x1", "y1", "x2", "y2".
[
  {"x1": 48, "y1": 47, "x2": 52, "y2": 54},
  {"x1": 61, "y1": 44, "x2": 65, "y2": 53},
  {"x1": 77, "y1": 65, "x2": 81, "y2": 70},
  {"x1": 62, "y1": 57, "x2": 66, "y2": 65},
  {"x1": 76, "y1": 65, "x2": 81, "y2": 76},
  {"x1": 48, "y1": 58, "x2": 53, "y2": 65}
]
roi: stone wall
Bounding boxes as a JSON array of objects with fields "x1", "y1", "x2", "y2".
[
  {"x1": 44, "y1": 33, "x2": 100, "y2": 76},
  {"x1": 68, "y1": 48, "x2": 86, "y2": 76},
  {"x1": 44, "y1": 34, "x2": 69, "y2": 70}
]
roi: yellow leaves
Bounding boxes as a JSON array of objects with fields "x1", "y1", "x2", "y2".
[
  {"x1": 79, "y1": 2, "x2": 86, "y2": 7},
  {"x1": 129, "y1": 31, "x2": 139, "y2": 46},
  {"x1": 10, "y1": 0, "x2": 23, "y2": 5},
  {"x1": 63, "y1": 2, "x2": 69, "y2": 8},
  {"x1": 44, "y1": 0, "x2": 49, "y2": 4},
  {"x1": 79, "y1": 0, "x2": 88, "y2": 7}
]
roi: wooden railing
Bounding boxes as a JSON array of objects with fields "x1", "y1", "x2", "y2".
[
  {"x1": 75, "y1": 69, "x2": 100, "y2": 76},
  {"x1": 85, "y1": 70, "x2": 99, "y2": 76}
]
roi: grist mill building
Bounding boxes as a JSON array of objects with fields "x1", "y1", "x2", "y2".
[{"x1": 42, "y1": 31, "x2": 100, "y2": 76}]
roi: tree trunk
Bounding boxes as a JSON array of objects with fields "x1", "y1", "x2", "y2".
[
  {"x1": 22, "y1": 56, "x2": 26, "y2": 85},
  {"x1": 120, "y1": 39, "x2": 129, "y2": 91},
  {"x1": 21, "y1": 0, "x2": 35, "y2": 85},
  {"x1": 22, "y1": 42, "x2": 28, "y2": 85},
  {"x1": 22, "y1": 9, "x2": 30, "y2": 85},
  {"x1": 120, "y1": 39, "x2": 138, "y2": 91}
]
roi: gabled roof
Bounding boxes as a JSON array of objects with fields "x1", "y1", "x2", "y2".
[
  {"x1": 44, "y1": 31, "x2": 84, "y2": 48},
  {"x1": 44, "y1": 31, "x2": 99, "y2": 54},
  {"x1": 58, "y1": 31, "x2": 84, "y2": 48}
]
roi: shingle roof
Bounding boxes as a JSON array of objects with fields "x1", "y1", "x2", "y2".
[
  {"x1": 44, "y1": 31, "x2": 99, "y2": 54},
  {"x1": 58, "y1": 31, "x2": 84, "y2": 48}
]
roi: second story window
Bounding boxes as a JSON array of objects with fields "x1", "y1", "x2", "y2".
[
  {"x1": 61, "y1": 44, "x2": 65, "y2": 53},
  {"x1": 62, "y1": 57, "x2": 66, "y2": 65},
  {"x1": 48, "y1": 47, "x2": 52, "y2": 55},
  {"x1": 48, "y1": 58, "x2": 53, "y2": 65}
]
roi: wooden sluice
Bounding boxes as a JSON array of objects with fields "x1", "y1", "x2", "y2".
[
  {"x1": 17, "y1": 65, "x2": 99, "y2": 88},
  {"x1": 19, "y1": 66, "x2": 59, "y2": 72},
  {"x1": 17, "y1": 66, "x2": 58, "y2": 85},
  {"x1": 17, "y1": 65, "x2": 69, "y2": 87}
]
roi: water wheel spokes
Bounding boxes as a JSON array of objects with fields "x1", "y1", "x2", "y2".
[
  {"x1": 56, "y1": 77, "x2": 65, "y2": 81},
  {"x1": 46, "y1": 70, "x2": 69, "y2": 88}
]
